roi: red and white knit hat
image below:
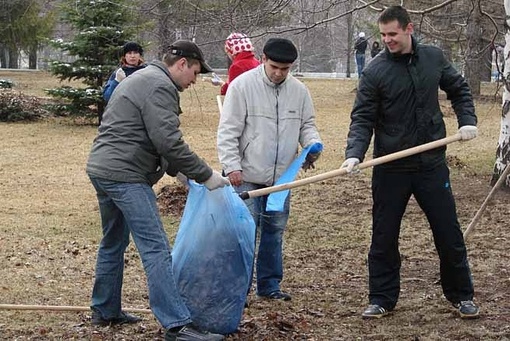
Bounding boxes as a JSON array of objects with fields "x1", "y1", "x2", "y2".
[{"x1": 225, "y1": 33, "x2": 254, "y2": 56}]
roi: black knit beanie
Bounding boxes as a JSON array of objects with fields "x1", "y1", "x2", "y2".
[
  {"x1": 263, "y1": 38, "x2": 297, "y2": 63},
  {"x1": 123, "y1": 42, "x2": 143, "y2": 56}
]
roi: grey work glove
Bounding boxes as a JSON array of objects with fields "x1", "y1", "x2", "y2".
[
  {"x1": 203, "y1": 170, "x2": 231, "y2": 191},
  {"x1": 302, "y1": 152, "x2": 321, "y2": 171},
  {"x1": 458, "y1": 125, "x2": 478, "y2": 141},
  {"x1": 175, "y1": 172, "x2": 188, "y2": 188},
  {"x1": 115, "y1": 68, "x2": 126, "y2": 82},
  {"x1": 340, "y1": 157, "x2": 360, "y2": 174}
]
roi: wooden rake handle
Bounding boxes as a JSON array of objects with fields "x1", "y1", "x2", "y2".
[
  {"x1": 216, "y1": 95, "x2": 223, "y2": 115},
  {"x1": 463, "y1": 162, "x2": 510, "y2": 240},
  {"x1": 239, "y1": 134, "x2": 462, "y2": 200},
  {"x1": 0, "y1": 303, "x2": 152, "y2": 314}
]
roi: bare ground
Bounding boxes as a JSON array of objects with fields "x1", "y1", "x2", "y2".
[{"x1": 0, "y1": 74, "x2": 508, "y2": 340}]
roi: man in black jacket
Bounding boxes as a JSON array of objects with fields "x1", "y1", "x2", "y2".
[{"x1": 341, "y1": 6, "x2": 479, "y2": 319}]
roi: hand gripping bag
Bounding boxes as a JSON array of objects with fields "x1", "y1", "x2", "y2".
[{"x1": 172, "y1": 181, "x2": 255, "y2": 334}]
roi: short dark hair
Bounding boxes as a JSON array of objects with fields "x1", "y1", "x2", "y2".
[{"x1": 378, "y1": 5, "x2": 411, "y2": 29}]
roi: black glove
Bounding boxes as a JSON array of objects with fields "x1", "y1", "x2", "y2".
[{"x1": 302, "y1": 152, "x2": 320, "y2": 171}]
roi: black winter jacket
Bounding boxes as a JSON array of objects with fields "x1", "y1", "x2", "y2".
[{"x1": 345, "y1": 37, "x2": 477, "y2": 171}]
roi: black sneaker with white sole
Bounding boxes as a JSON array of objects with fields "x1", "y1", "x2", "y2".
[
  {"x1": 165, "y1": 323, "x2": 224, "y2": 341},
  {"x1": 453, "y1": 300, "x2": 480, "y2": 319},
  {"x1": 361, "y1": 304, "x2": 389, "y2": 319}
]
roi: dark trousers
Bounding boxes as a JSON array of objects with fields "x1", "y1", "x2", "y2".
[{"x1": 368, "y1": 163, "x2": 474, "y2": 310}]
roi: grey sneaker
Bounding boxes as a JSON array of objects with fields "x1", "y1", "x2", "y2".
[
  {"x1": 362, "y1": 304, "x2": 388, "y2": 319},
  {"x1": 165, "y1": 323, "x2": 224, "y2": 341},
  {"x1": 454, "y1": 300, "x2": 480, "y2": 319}
]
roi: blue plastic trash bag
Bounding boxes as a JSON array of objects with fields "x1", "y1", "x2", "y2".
[
  {"x1": 172, "y1": 181, "x2": 255, "y2": 334},
  {"x1": 266, "y1": 142, "x2": 323, "y2": 212}
]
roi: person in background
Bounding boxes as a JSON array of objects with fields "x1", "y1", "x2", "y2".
[
  {"x1": 217, "y1": 38, "x2": 322, "y2": 302},
  {"x1": 210, "y1": 33, "x2": 260, "y2": 95},
  {"x1": 370, "y1": 41, "x2": 382, "y2": 58},
  {"x1": 354, "y1": 32, "x2": 368, "y2": 77},
  {"x1": 340, "y1": 5, "x2": 480, "y2": 320},
  {"x1": 87, "y1": 39, "x2": 229, "y2": 341},
  {"x1": 103, "y1": 41, "x2": 146, "y2": 102}
]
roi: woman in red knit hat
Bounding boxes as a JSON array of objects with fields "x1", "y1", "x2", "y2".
[{"x1": 211, "y1": 33, "x2": 260, "y2": 95}]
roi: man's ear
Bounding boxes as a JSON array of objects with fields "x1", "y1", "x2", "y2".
[
  {"x1": 177, "y1": 57, "x2": 187, "y2": 70},
  {"x1": 406, "y1": 22, "x2": 414, "y2": 35}
]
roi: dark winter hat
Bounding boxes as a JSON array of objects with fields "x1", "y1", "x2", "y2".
[
  {"x1": 263, "y1": 38, "x2": 298, "y2": 63},
  {"x1": 123, "y1": 42, "x2": 143, "y2": 56},
  {"x1": 168, "y1": 40, "x2": 213, "y2": 74}
]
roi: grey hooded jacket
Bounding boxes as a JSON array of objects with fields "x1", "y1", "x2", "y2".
[{"x1": 87, "y1": 61, "x2": 212, "y2": 185}]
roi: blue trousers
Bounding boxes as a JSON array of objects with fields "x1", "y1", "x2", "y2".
[
  {"x1": 355, "y1": 53, "x2": 366, "y2": 77},
  {"x1": 236, "y1": 182, "x2": 290, "y2": 296},
  {"x1": 89, "y1": 177, "x2": 191, "y2": 329}
]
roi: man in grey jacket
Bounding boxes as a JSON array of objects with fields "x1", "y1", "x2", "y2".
[
  {"x1": 217, "y1": 38, "x2": 322, "y2": 302},
  {"x1": 87, "y1": 40, "x2": 228, "y2": 341}
]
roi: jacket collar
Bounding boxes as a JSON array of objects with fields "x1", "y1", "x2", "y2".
[
  {"x1": 260, "y1": 64, "x2": 289, "y2": 88},
  {"x1": 149, "y1": 60, "x2": 183, "y2": 91},
  {"x1": 384, "y1": 35, "x2": 419, "y2": 62}
]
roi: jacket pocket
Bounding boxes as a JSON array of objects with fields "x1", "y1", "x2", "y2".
[
  {"x1": 280, "y1": 109, "x2": 300, "y2": 120},
  {"x1": 428, "y1": 113, "x2": 446, "y2": 141}
]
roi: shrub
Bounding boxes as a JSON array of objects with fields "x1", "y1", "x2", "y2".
[
  {"x1": 45, "y1": 86, "x2": 101, "y2": 118},
  {"x1": 0, "y1": 91, "x2": 49, "y2": 122},
  {"x1": 0, "y1": 79, "x2": 14, "y2": 89}
]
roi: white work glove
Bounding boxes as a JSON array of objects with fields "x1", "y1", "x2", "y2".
[
  {"x1": 458, "y1": 125, "x2": 478, "y2": 141},
  {"x1": 211, "y1": 73, "x2": 223, "y2": 86},
  {"x1": 203, "y1": 170, "x2": 231, "y2": 191},
  {"x1": 340, "y1": 157, "x2": 361, "y2": 174},
  {"x1": 115, "y1": 68, "x2": 126, "y2": 82},
  {"x1": 175, "y1": 172, "x2": 188, "y2": 188}
]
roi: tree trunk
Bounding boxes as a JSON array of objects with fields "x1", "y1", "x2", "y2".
[
  {"x1": 464, "y1": 1, "x2": 483, "y2": 96},
  {"x1": 28, "y1": 45, "x2": 37, "y2": 69},
  {"x1": 491, "y1": 0, "x2": 510, "y2": 189},
  {"x1": 0, "y1": 45, "x2": 6, "y2": 68},
  {"x1": 480, "y1": 47, "x2": 492, "y2": 82},
  {"x1": 346, "y1": 5, "x2": 353, "y2": 78},
  {"x1": 8, "y1": 47, "x2": 18, "y2": 69},
  {"x1": 157, "y1": 1, "x2": 171, "y2": 60}
]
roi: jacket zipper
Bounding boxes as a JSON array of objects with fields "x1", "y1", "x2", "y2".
[{"x1": 273, "y1": 87, "x2": 280, "y2": 184}]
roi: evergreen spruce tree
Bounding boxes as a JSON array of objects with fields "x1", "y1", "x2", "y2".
[{"x1": 46, "y1": 0, "x2": 138, "y2": 124}]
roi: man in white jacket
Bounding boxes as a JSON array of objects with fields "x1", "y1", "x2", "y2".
[{"x1": 217, "y1": 38, "x2": 322, "y2": 301}]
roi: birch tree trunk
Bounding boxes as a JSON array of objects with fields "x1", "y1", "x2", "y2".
[
  {"x1": 465, "y1": 1, "x2": 483, "y2": 96},
  {"x1": 490, "y1": 0, "x2": 510, "y2": 188}
]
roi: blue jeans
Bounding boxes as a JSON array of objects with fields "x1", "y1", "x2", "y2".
[
  {"x1": 236, "y1": 182, "x2": 290, "y2": 296},
  {"x1": 355, "y1": 53, "x2": 366, "y2": 77},
  {"x1": 89, "y1": 177, "x2": 191, "y2": 329}
]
